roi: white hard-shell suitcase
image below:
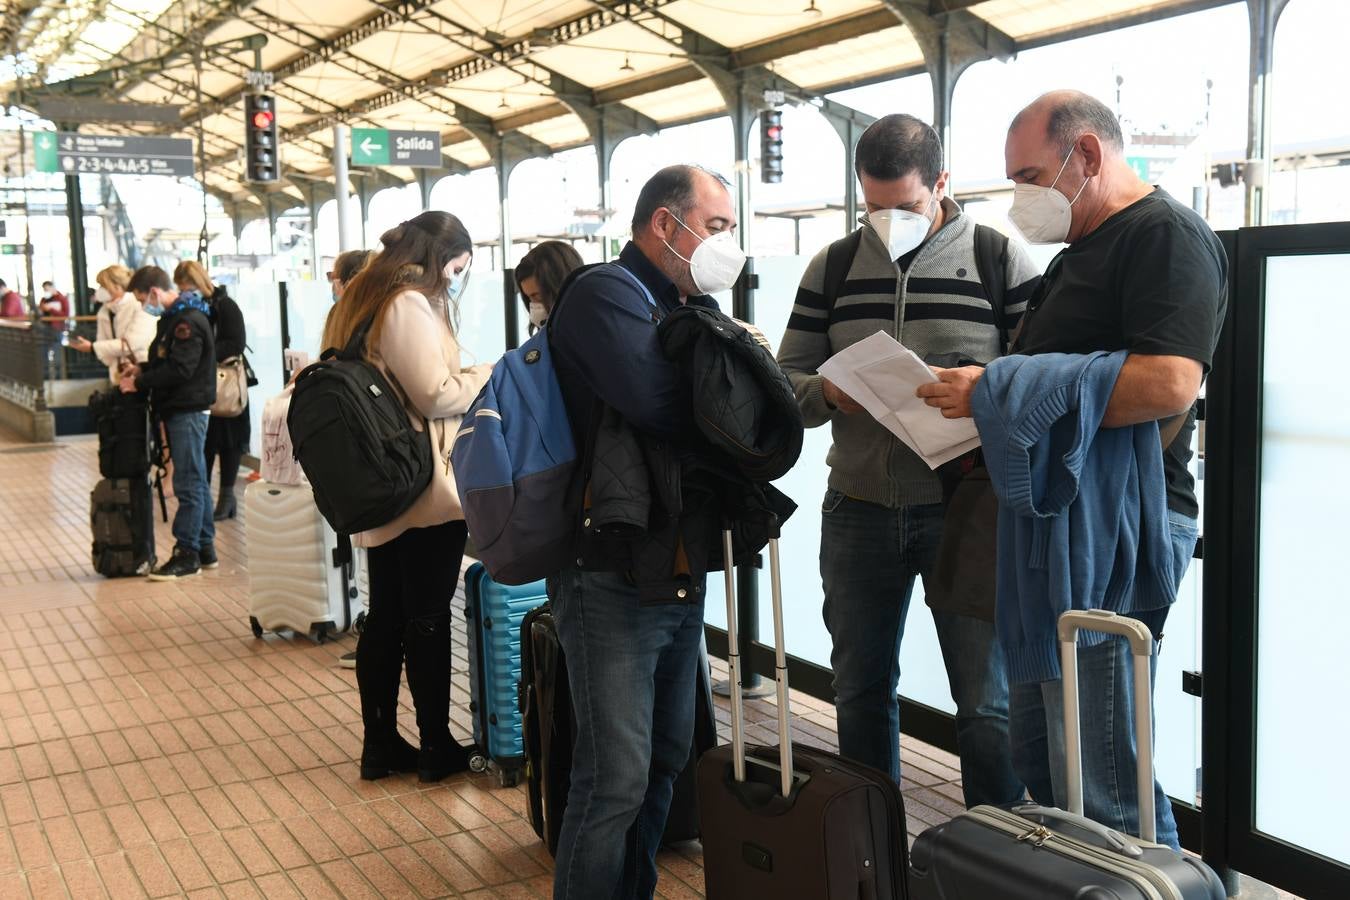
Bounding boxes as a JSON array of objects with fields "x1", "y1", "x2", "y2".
[{"x1": 245, "y1": 481, "x2": 364, "y2": 642}]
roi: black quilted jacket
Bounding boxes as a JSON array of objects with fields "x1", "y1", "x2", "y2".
[{"x1": 577, "y1": 308, "x2": 803, "y2": 603}]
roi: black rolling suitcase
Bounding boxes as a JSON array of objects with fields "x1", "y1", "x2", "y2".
[
  {"x1": 90, "y1": 476, "x2": 156, "y2": 577},
  {"x1": 697, "y1": 528, "x2": 910, "y2": 900},
  {"x1": 908, "y1": 609, "x2": 1225, "y2": 899},
  {"x1": 518, "y1": 601, "x2": 716, "y2": 856}
]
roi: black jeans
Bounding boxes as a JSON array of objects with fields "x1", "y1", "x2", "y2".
[{"x1": 357, "y1": 521, "x2": 468, "y2": 747}]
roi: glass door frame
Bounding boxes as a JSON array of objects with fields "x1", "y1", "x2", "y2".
[{"x1": 1204, "y1": 221, "x2": 1350, "y2": 900}]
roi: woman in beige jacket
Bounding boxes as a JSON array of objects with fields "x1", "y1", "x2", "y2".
[
  {"x1": 69, "y1": 264, "x2": 156, "y2": 381},
  {"x1": 321, "y1": 211, "x2": 491, "y2": 783}
]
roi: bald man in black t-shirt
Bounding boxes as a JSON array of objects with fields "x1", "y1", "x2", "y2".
[{"x1": 916, "y1": 90, "x2": 1227, "y2": 850}]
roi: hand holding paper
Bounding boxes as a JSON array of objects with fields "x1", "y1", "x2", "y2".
[{"x1": 818, "y1": 331, "x2": 980, "y2": 468}]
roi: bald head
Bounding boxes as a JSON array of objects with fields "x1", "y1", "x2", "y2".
[{"x1": 1010, "y1": 90, "x2": 1124, "y2": 158}]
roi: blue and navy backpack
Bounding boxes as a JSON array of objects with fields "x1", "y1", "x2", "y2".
[{"x1": 451, "y1": 264, "x2": 655, "y2": 585}]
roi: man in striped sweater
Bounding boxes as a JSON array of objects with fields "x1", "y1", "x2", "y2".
[{"x1": 777, "y1": 114, "x2": 1041, "y2": 806}]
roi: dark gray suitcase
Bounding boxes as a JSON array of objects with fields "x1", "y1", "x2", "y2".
[
  {"x1": 697, "y1": 529, "x2": 909, "y2": 900},
  {"x1": 909, "y1": 609, "x2": 1225, "y2": 900}
]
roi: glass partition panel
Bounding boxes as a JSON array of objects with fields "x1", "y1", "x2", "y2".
[
  {"x1": 233, "y1": 282, "x2": 284, "y2": 458},
  {"x1": 1252, "y1": 252, "x2": 1350, "y2": 864},
  {"x1": 285, "y1": 280, "x2": 336, "y2": 362},
  {"x1": 456, "y1": 271, "x2": 508, "y2": 367}
]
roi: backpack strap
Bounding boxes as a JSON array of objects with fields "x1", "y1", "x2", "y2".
[
  {"x1": 822, "y1": 228, "x2": 863, "y2": 325},
  {"x1": 973, "y1": 223, "x2": 1010, "y2": 350}
]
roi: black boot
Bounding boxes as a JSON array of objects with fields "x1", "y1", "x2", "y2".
[
  {"x1": 213, "y1": 486, "x2": 237, "y2": 521},
  {"x1": 356, "y1": 626, "x2": 417, "y2": 780},
  {"x1": 405, "y1": 615, "x2": 470, "y2": 782}
]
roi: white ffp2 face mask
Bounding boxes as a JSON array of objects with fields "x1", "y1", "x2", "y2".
[
  {"x1": 867, "y1": 195, "x2": 936, "y2": 261},
  {"x1": 528, "y1": 301, "x2": 548, "y2": 328},
  {"x1": 664, "y1": 214, "x2": 746, "y2": 295},
  {"x1": 1008, "y1": 143, "x2": 1090, "y2": 244},
  {"x1": 94, "y1": 286, "x2": 112, "y2": 304}
]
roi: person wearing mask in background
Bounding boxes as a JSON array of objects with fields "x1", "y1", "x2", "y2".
[
  {"x1": 514, "y1": 240, "x2": 583, "y2": 333},
  {"x1": 39, "y1": 281, "x2": 69, "y2": 329},
  {"x1": 329, "y1": 249, "x2": 373, "y2": 303},
  {"x1": 70, "y1": 265, "x2": 156, "y2": 382},
  {"x1": 777, "y1": 114, "x2": 1042, "y2": 808},
  {"x1": 120, "y1": 265, "x2": 218, "y2": 581},
  {"x1": 916, "y1": 90, "x2": 1227, "y2": 848},
  {"x1": 0, "y1": 279, "x2": 26, "y2": 319},
  {"x1": 174, "y1": 260, "x2": 251, "y2": 521},
  {"x1": 321, "y1": 211, "x2": 491, "y2": 784}
]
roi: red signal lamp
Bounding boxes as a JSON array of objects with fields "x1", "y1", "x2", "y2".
[{"x1": 252, "y1": 110, "x2": 275, "y2": 129}]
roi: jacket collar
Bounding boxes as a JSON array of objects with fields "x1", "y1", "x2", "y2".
[{"x1": 618, "y1": 241, "x2": 718, "y2": 313}]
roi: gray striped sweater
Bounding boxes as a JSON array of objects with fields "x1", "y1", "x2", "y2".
[{"x1": 776, "y1": 199, "x2": 1042, "y2": 509}]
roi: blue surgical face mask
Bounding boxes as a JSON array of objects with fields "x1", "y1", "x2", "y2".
[{"x1": 446, "y1": 262, "x2": 469, "y2": 302}]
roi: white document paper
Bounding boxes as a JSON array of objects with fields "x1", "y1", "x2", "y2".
[{"x1": 818, "y1": 331, "x2": 980, "y2": 469}]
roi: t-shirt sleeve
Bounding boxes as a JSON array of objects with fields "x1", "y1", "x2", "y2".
[{"x1": 1119, "y1": 216, "x2": 1226, "y2": 369}]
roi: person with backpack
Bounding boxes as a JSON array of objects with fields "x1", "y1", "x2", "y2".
[
  {"x1": 119, "y1": 265, "x2": 218, "y2": 581},
  {"x1": 174, "y1": 261, "x2": 251, "y2": 521},
  {"x1": 776, "y1": 114, "x2": 1042, "y2": 809},
  {"x1": 318, "y1": 211, "x2": 491, "y2": 784}
]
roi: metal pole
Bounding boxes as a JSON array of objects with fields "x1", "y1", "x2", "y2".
[
  {"x1": 842, "y1": 119, "x2": 859, "y2": 235},
  {"x1": 503, "y1": 267, "x2": 520, "y2": 351},
  {"x1": 496, "y1": 141, "x2": 513, "y2": 270},
  {"x1": 597, "y1": 113, "x2": 614, "y2": 263},
  {"x1": 64, "y1": 173, "x2": 88, "y2": 320},
  {"x1": 333, "y1": 124, "x2": 353, "y2": 252},
  {"x1": 1243, "y1": 0, "x2": 1288, "y2": 226},
  {"x1": 307, "y1": 194, "x2": 320, "y2": 280},
  {"x1": 722, "y1": 256, "x2": 772, "y2": 698},
  {"x1": 16, "y1": 127, "x2": 40, "y2": 315},
  {"x1": 732, "y1": 86, "x2": 753, "y2": 254}
]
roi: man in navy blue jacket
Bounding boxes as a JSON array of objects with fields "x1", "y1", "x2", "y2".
[
  {"x1": 917, "y1": 91, "x2": 1226, "y2": 849},
  {"x1": 548, "y1": 165, "x2": 742, "y2": 899}
]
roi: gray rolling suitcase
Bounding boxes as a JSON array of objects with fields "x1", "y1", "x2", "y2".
[{"x1": 909, "y1": 609, "x2": 1224, "y2": 899}]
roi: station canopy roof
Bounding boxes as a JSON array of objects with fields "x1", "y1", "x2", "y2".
[{"x1": 1, "y1": 0, "x2": 1231, "y2": 217}]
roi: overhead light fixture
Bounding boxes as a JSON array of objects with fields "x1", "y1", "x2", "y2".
[
  {"x1": 498, "y1": 94, "x2": 510, "y2": 110},
  {"x1": 620, "y1": 53, "x2": 635, "y2": 73},
  {"x1": 803, "y1": 0, "x2": 823, "y2": 16}
]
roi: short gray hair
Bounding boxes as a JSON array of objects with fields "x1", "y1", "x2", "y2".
[{"x1": 1014, "y1": 91, "x2": 1124, "y2": 156}]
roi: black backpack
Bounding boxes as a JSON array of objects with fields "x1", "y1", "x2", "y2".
[
  {"x1": 287, "y1": 320, "x2": 434, "y2": 535},
  {"x1": 90, "y1": 388, "x2": 153, "y2": 479}
]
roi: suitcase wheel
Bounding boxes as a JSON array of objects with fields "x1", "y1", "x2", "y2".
[
  {"x1": 314, "y1": 624, "x2": 331, "y2": 644},
  {"x1": 249, "y1": 617, "x2": 264, "y2": 639},
  {"x1": 497, "y1": 766, "x2": 520, "y2": 789},
  {"x1": 354, "y1": 610, "x2": 367, "y2": 634},
  {"x1": 468, "y1": 751, "x2": 489, "y2": 775}
]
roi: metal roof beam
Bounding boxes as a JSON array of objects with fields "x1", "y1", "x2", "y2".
[{"x1": 731, "y1": 8, "x2": 905, "y2": 70}]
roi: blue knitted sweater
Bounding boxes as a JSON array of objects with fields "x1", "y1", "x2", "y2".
[{"x1": 972, "y1": 351, "x2": 1177, "y2": 684}]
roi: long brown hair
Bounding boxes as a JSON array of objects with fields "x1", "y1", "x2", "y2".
[
  {"x1": 173, "y1": 260, "x2": 215, "y2": 297},
  {"x1": 322, "y1": 211, "x2": 473, "y2": 355}
]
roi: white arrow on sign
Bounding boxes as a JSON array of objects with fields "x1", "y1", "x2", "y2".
[{"x1": 359, "y1": 136, "x2": 383, "y2": 156}]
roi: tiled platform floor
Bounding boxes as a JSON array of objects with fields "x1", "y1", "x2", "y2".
[{"x1": 0, "y1": 431, "x2": 1298, "y2": 898}]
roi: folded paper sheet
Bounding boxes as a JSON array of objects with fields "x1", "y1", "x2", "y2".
[{"x1": 818, "y1": 331, "x2": 980, "y2": 469}]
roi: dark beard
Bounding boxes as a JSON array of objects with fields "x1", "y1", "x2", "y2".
[{"x1": 658, "y1": 241, "x2": 699, "y2": 297}]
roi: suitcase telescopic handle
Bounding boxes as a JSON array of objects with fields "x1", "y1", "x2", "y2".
[
  {"x1": 1057, "y1": 609, "x2": 1157, "y2": 843},
  {"x1": 722, "y1": 525, "x2": 793, "y2": 799}
]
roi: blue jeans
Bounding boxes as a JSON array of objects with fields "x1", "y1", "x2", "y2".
[
  {"x1": 548, "y1": 568, "x2": 706, "y2": 900},
  {"x1": 1008, "y1": 509, "x2": 1200, "y2": 850},
  {"x1": 821, "y1": 491, "x2": 1023, "y2": 806},
  {"x1": 163, "y1": 411, "x2": 214, "y2": 553}
]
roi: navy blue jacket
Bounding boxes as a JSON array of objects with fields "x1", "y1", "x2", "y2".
[
  {"x1": 550, "y1": 242, "x2": 717, "y2": 445},
  {"x1": 972, "y1": 351, "x2": 1177, "y2": 684}
]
